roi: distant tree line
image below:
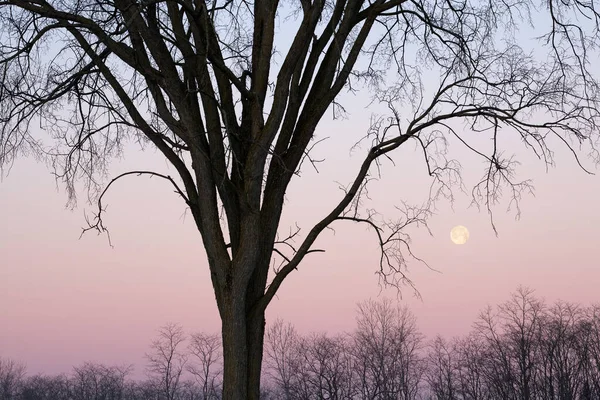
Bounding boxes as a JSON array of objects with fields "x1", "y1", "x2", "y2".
[{"x1": 2, "y1": 287, "x2": 600, "y2": 400}]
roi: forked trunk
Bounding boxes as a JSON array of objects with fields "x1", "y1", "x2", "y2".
[{"x1": 221, "y1": 294, "x2": 266, "y2": 400}]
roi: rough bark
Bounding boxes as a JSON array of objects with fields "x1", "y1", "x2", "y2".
[
  {"x1": 220, "y1": 286, "x2": 266, "y2": 400},
  {"x1": 221, "y1": 296, "x2": 249, "y2": 400}
]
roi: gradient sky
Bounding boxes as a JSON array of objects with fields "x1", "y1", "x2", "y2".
[{"x1": 1, "y1": 18, "x2": 600, "y2": 379}]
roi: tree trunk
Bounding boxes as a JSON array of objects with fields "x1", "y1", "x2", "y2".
[
  {"x1": 247, "y1": 311, "x2": 266, "y2": 400},
  {"x1": 221, "y1": 292, "x2": 266, "y2": 400}
]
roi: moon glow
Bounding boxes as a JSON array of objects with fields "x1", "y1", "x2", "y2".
[{"x1": 450, "y1": 225, "x2": 470, "y2": 245}]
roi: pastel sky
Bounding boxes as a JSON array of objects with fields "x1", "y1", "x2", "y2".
[{"x1": 1, "y1": 16, "x2": 600, "y2": 379}]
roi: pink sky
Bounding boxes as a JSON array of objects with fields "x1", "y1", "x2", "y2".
[{"x1": 1, "y1": 93, "x2": 599, "y2": 378}]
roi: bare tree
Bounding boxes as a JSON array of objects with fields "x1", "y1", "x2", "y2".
[
  {"x1": 7, "y1": 289, "x2": 600, "y2": 399},
  {"x1": 352, "y1": 298, "x2": 425, "y2": 399},
  {"x1": 453, "y1": 334, "x2": 489, "y2": 400},
  {"x1": 1, "y1": 0, "x2": 599, "y2": 397},
  {"x1": 580, "y1": 305, "x2": 600, "y2": 398},
  {"x1": 533, "y1": 301, "x2": 594, "y2": 400},
  {"x1": 294, "y1": 333, "x2": 357, "y2": 400},
  {"x1": 187, "y1": 332, "x2": 222, "y2": 399},
  {"x1": 462, "y1": 288, "x2": 600, "y2": 400},
  {"x1": 146, "y1": 323, "x2": 188, "y2": 400},
  {"x1": 424, "y1": 336, "x2": 459, "y2": 400},
  {"x1": 497, "y1": 287, "x2": 544, "y2": 400},
  {"x1": 177, "y1": 379, "x2": 206, "y2": 400},
  {"x1": 122, "y1": 379, "x2": 160, "y2": 400},
  {"x1": 0, "y1": 357, "x2": 26, "y2": 400},
  {"x1": 19, "y1": 374, "x2": 71, "y2": 400},
  {"x1": 264, "y1": 319, "x2": 302, "y2": 400},
  {"x1": 473, "y1": 306, "x2": 517, "y2": 400},
  {"x1": 71, "y1": 362, "x2": 131, "y2": 400}
]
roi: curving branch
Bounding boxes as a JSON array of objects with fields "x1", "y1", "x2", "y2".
[{"x1": 80, "y1": 170, "x2": 191, "y2": 246}]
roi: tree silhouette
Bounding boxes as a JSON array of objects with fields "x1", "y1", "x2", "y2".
[
  {"x1": 1, "y1": 0, "x2": 599, "y2": 397},
  {"x1": 5, "y1": 293, "x2": 600, "y2": 399},
  {"x1": 146, "y1": 323, "x2": 188, "y2": 400}
]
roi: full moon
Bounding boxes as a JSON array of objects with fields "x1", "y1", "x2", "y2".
[{"x1": 450, "y1": 225, "x2": 469, "y2": 245}]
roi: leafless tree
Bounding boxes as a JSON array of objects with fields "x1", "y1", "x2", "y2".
[
  {"x1": 295, "y1": 333, "x2": 357, "y2": 400},
  {"x1": 264, "y1": 319, "x2": 302, "y2": 400},
  {"x1": 19, "y1": 374, "x2": 71, "y2": 400},
  {"x1": 187, "y1": 332, "x2": 222, "y2": 399},
  {"x1": 7, "y1": 289, "x2": 600, "y2": 399},
  {"x1": 146, "y1": 323, "x2": 188, "y2": 400},
  {"x1": 452, "y1": 334, "x2": 490, "y2": 400},
  {"x1": 580, "y1": 304, "x2": 600, "y2": 398},
  {"x1": 532, "y1": 300, "x2": 597, "y2": 400},
  {"x1": 0, "y1": 357, "x2": 26, "y2": 400},
  {"x1": 351, "y1": 298, "x2": 425, "y2": 399},
  {"x1": 473, "y1": 306, "x2": 517, "y2": 400},
  {"x1": 266, "y1": 327, "x2": 358, "y2": 399},
  {"x1": 177, "y1": 379, "x2": 206, "y2": 400},
  {"x1": 71, "y1": 362, "x2": 131, "y2": 400},
  {"x1": 1, "y1": 0, "x2": 599, "y2": 397},
  {"x1": 459, "y1": 288, "x2": 600, "y2": 400},
  {"x1": 424, "y1": 336, "x2": 459, "y2": 400},
  {"x1": 122, "y1": 379, "x2": 160, "y2": 400},
  {"x1": 498, "y1": 287, "x2": 544, "y2": 400},
  {"x1": 472, "y1": 287, "x2": 545, "y2": 400}
]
